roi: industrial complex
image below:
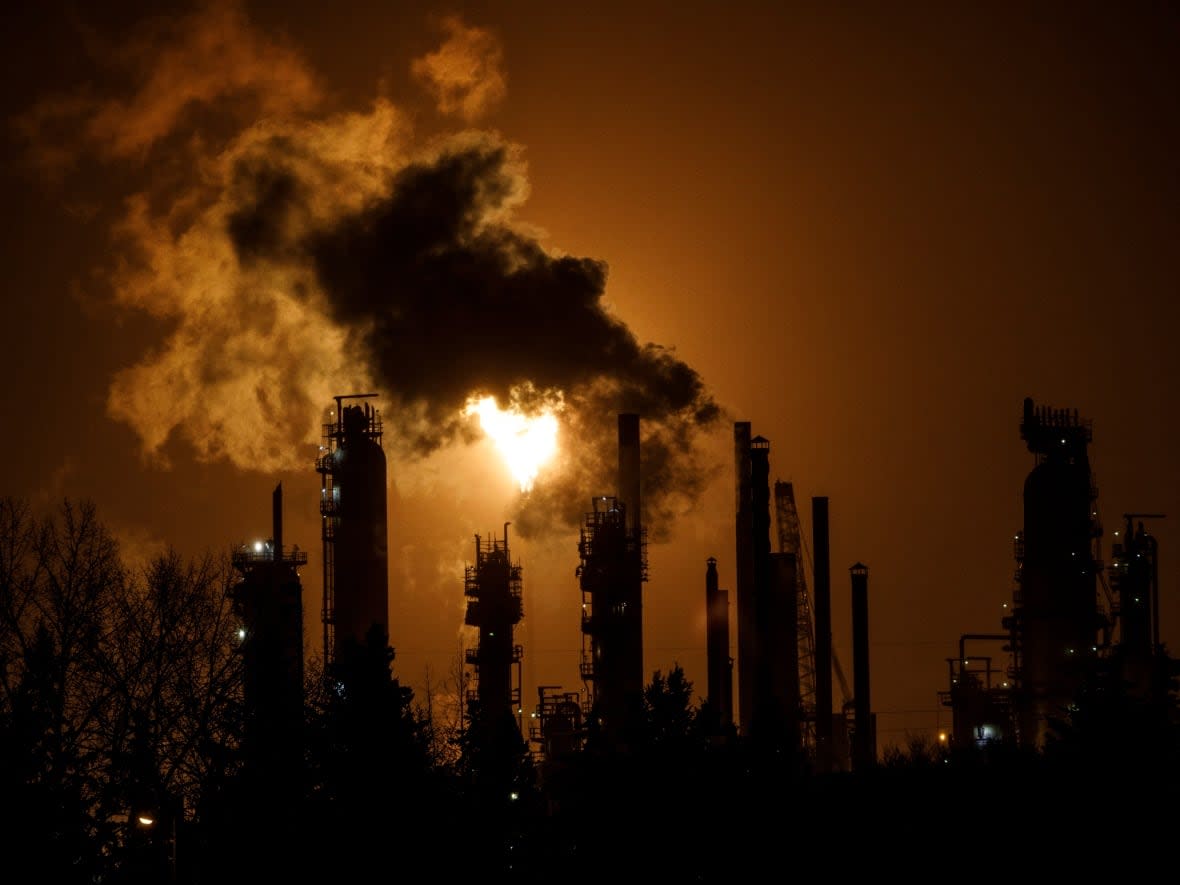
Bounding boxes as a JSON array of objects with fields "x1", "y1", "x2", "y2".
[{"x1": 229, "y1": 394, "x2": 1170, "y2": 785}]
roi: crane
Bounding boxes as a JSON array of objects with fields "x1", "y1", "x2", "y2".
[{"x1": 774, "y1": 481, "x2": 853, "y2": 758}]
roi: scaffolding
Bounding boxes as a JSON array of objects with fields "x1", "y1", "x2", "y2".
[
  {"x1": 463, "y1": 527, "x2": 525, "y2": 735},
  {"x1": 576, "y1": 495, "x2": 647, "y2": 743}
]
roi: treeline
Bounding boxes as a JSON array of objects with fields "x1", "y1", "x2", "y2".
[
  {"x1": 4, "y1": 497, "x2": 1180, "y2": 883},
  {"x1": 0, "y1": 497, "x2": 470, "y2": 883}
]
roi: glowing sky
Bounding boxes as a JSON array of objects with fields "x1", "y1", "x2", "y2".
[{"x1": 3, "y1": 0, "x2": 1178, "y2": 750}]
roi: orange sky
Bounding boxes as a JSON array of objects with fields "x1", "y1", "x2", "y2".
[{"x1": 3, "y1": 0, "x2": 1178, "y2": 751}]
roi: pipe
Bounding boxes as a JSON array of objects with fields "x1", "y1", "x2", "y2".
[{"x1": 272, "y1": 482, "x2": 282, "y2": 560}]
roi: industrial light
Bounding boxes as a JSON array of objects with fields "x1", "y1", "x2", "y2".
[{"x1": 137, "y1": 814, "x2": 155, "y2": 827}]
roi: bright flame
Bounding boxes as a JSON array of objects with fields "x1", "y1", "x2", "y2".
[{"x1": 465, "y1": 393, "x2": 560, "y2": 492}]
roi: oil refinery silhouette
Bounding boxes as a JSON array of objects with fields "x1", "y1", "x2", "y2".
[
  {"x1": 223, "y1": 393, "x2": 1176, "y2": 878},
  {"x1": 233, "y1": 393, "x2": 1174, "y2": 763}
]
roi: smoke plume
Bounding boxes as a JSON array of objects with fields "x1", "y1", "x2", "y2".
[
  {"x1": 18, "y1": 0, "x2": 724, "y2": 539},
  {"x1": 302, "y1": 133, "x2": 723, "y2": 537},
  {"x1": 411, "y1": 16, "x2": 507, "y2": 122}
]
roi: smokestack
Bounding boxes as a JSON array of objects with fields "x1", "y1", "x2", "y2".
[
  {"x1": 734, "y1": 422, "x2": 753, "y2": 735},
  {"x1": 812, "y1": 496, "x2": 833, "y2": 773},
  {"x1": 769, "y1": 551, "x2": 801, "y2": 760},
  {"x1": 749, "y1": 435, "x2": 772, "y2": 740},
  {"x1": 705, "y1": 557, "x2": 733, "y2": 732},
  {"x1": 272, "y1": 482, "x2": 283, "y2": 560},
  {"x1": 851, "y1": 562, "x2": 873, "y2": 770},
  {"x1": 618, "y1": 413, "x2": 641, "y2": 533}
]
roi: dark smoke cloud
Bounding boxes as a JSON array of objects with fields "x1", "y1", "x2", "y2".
[
  {"x1": 26, "y1": 1, "x2": 726, "y2": 539},
  {"x1": 227, "y1": 131, "x2": 725, "y2": 537}
]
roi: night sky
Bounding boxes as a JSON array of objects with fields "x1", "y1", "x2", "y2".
[{"x1": 3, "y1": 0, "x2": 1177, "y2": 751}]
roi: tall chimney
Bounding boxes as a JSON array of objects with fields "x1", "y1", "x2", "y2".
[
  {"x1": 850, "y1": 562, "x2": 873, "y2": 769},
  {"x1": 272, "y1": 482, "x2": 283, "y2": 560},
  {"x1": 812, "y1": 496, "x2": 833, "y2": 773},
  {"x1": 734, "y1": 422, "x2": 754, "y2": 735},
  {"x1": 705, "y1": 557, "x2": 733, "y2": 732},
  {"x1": 769, "y1": 551, "x2": 801, "y2": 760}
]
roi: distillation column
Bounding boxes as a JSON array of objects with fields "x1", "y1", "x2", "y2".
[
  {"x1": 1012, "y1": 397, "x2": 1103, "y2": 749},
  {"x1": 317, "y1": 394, "x2": 389, "y2": 666},
  {"x1": 463, "y1": 526, "x2": 525, "y2": 789},
  {"x1": 230, "y1": 483, "x2": 309, "y2": 803},
  {"x1": 578, "y1": 414, "x2": 648, "y2": 750},
  {"x1": 1109, "y1": 513, "x2": 1165, "y2": 699}
]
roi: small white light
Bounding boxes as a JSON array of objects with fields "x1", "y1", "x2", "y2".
[{"x1": 238, "y1": 628, "x2": 247, "y2": 640}]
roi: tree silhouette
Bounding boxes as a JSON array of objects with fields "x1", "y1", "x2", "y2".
[
  {"x1": 300, "y1": 625, "x2": 460, "y2": 878},
  {"x1": 641, "y1": 662, "x2": 699, "y2": 751},
  {"x1": 0, "y1": 498, "x2": 245, "y2": 883}
]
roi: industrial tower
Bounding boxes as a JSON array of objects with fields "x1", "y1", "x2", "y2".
[
  {"x1": 1108, "y1": 512, "x2": 1166, "y2": 701},
  {"x1": 316, "y1": 394, "x2": 389, "y2": 666},
  {"x1": 734, "y1": 422, "x2": 755, "y2": 735},
  {"x1": 943, "y1": 400, "x2": 1171, "y2": 752},
  {"x1": 462, "y1": 525, "x2": 525, "y2": 784},
  {"x1": 734, "y1": 430, "x2": 814, "y2": 757},
  {"x1": 748, "y1": 434, "x2": 800, "y2": 751},
  {"x1": 230, "y1": 483, "x2": 308, "y2": 801},
  {"x1": 1009, "y1": 397, "x2": 1107, "y2": 749},
  {"x1": 772, "y1": 481, "x2": 855, "y2": 768},
  {"x1": 704, "y1": 557, "x2": 733, "y2": 733},
  {"x1": 578, "y1": 413, "x2": 648, "y2": 751}
]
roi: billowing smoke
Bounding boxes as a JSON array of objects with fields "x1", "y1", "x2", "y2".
[
  {"x1": 227, "y1": 129, "x2": 723, "y2": 536},
  {"x1": 410, "y1": 15, "x2": 508, "y2": 122},
  {"x1": 17, "y1": 1, "x2": 724, "y2": 539}
]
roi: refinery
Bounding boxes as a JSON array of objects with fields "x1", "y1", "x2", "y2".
[
  {"x1": 5, "y1": 391, "x2": 1175, "y2": 883},
  {"x1": 230, "y1": 393, "x2": 1172, "y2": 780}
]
